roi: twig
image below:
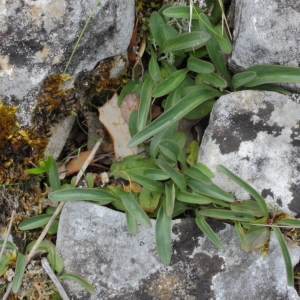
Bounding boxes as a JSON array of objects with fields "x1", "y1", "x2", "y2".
[
  {"x1": 41, "y1": 257, "x2": 70, "y2": 300},
  {"x1": 0, "y1": 210, "x2": 16, "y2": 262}
]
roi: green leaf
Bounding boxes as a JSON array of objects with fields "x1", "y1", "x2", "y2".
[
  {"x1": 12, "y1": 253, "x2": 26, "y2": 293},
  {"x1": 232, "y1": 71, "x2": 257, "y2": 90},
  {"x1": 177, "y1": 191, "x2": 211, "y2": 204},
  {"x1": 155, "y1": 202, "x2": 172, "y2": 265},
  {"x1": 0, "y1": 240, "x2": 18, "y2": 251},
  {"x1": 195, "y1": 214, "x2": 223, "y2": 248},
  {"x1": 172, "y1": 201, "x2": 188, "y2": 217},
  {"x1": 59, "y1": 273, "x2": 95, "y2": 294},
  {"x1": 187, "y1": 57, "x2": 215, "y2": 73},
  {"x1": 126, "y1": 172, "x2": 164, "y2": 192},
  {"x1": 48, "y1": 188, "x2": 116, "y2": 204},
  {"x1": 199, "y1": 14, "x2": 232, "y2": 89},
  {"x1": 186, "y1": 141, "x2": 198, "y2": 166},
  {"x1": 214, "y1": 24, "x2": 232, "y2": 54},
  {"x1": 160, "y1": 60, "x2": 177, "y2": 78},
  {"x1": 126, "y1": 210, "x2": 138, "y2": 235},
  {"x1": 197, "y1": 209, "x2": 256, "y2": 222},
  {"x1": 245, "y1": 84, "x2": 292, "y2": 95},
  {"x1": 121, "y1": 193, "x2": 152, "y2": 227},
  {"x1": 245, "y1": 65, "x2": 300, "y2": 87},
  {"x1": 54, "y1": 254, "x2": 64, "y2": 275},
  {"x1": 202, "y1": 72, "x2": 227, "y2": 88},
  {"x1": 163, "y1": 6, "x2": 203, "y2": 19},
  {"x1": 230, "y1": 200, "x2": 265, "y2": 218},
  {"x1": 111, "y1": 155, "x2": 156, "y2": 176},
  {"x1": 274, "y1": 218, "x2": 300, "y2": 227},
  {"x1": 155, "y1": 159, "x2": 186, "y2": 191},
  {"x1": 158, "y1": 139, "x2": 181, "y2": 164},
  {"x1": 235, "y1": 221, "x2": 249, "y2": 252},
  {"x1": 149, "y1": 54, "x2": 161, "y2": 82},
  {"x1": 184, "y1": 166, "x2": 212, "y2": 185},
  {"x1": 184, "y1": 99, "x2": 216, "y2": 120},
  {"x1": 138, "y1": 76, "x2": 154, "y2": 131},
  {"x1": 129, "y1": 109, "x2": 139, "y2": 137},
  {"x1": 149, "y1": 11, "x2": 166, "y2": 48},
  {"x1": 143, "y1": 168, "x2": 170, "y2": 181},
  {"x1": 18, "y1": 214, "x2": 52, "y2": 230},
  {"x1": 0, "y1": 253, "x2": 10, "y2": 277},
  {"x1": 187, "y1": 177, "x2": 234, "y2": 202},
  {"x1": 243, "y1": 225, "x2": 270, "y2": 251},
  {"x1": 152, "y1": 69, "x2": 188, "y2": 98},
  {"x1": 165, "y1": 181, "x2": 175, "y2": 217},
  {"x1": 272, "y1": 226, "x2": 294, "y2": 286},
  {"x1": 48, "y1": 219, "x2": 59, "y2": 235},
  {"x1": 162, "y1": 31, "x2": 210, "y2": 53},
  {"x1": 118, "y1": 78, "x2": 141, "y2": 106},
  {"x1": 26, "y1": 167, "x2": 46, "y2": 174},
  {"x1": 48, "y1": 160, "x2": 61, "y2": 191},
  {"x1": 217, "y1": 165, "x2": 269, "y2": 217},
  {"x1": 128, "y1": 89, "x2": 221, "y2": 147},
  {"x1": 194, "y1": 162, "x2": 214, "y2": 178},
  {"x1": 86, "y1": 173, "x2": 94, "y2": 188},
  {"x1": 162, "y1": 24, "x2": 179, "y2": 40},
  {"x1": 139, "y1": 188, "x2": 160, "y2": 213}
]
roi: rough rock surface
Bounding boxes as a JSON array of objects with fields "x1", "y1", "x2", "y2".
[
  {"x1": 198, "y1": 90, "x2": 300, "y2": 217},
  {"x1": 56, "y1": 201, "x2": 300, "y2": 299},
  {"x1": 0, "y1": 0, "x2": 135, "y2": 126},
  {"x1": 229, "y1": 0, "x2": 300, "y2": 92}
]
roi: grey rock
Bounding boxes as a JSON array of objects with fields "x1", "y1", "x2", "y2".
[
  {"x1": 198, "y1": 90, "x2": 300, "y2": 217},
  {"x1": 229, "y1": 0, "x2": 300, "y2": 92},
  {"x1": 0, "y1": 0, "x2": 135, "y2": 127},
  {"x1": 56, "y1": 201, "x2": 300, "y2": 299}
]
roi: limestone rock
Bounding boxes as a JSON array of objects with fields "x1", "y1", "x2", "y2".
[
  {"x1": 198, "y1": 90, "x2": 300, "y2": 217},
  {"x1": 0, "y1": 0, "x2": 135, "y2": 127},
  {"x1": 229, "y1": 0, "x2": 300, "y2": 92},
  {"x1": 56, "y1": 201, "x2": 300, "y2": 299}
]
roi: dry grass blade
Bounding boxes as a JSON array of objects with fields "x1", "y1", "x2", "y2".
[
  {"x1": 218, "y1": 0, "x2": 232, "y2": 40},
  {"x1": 0, "y1": 210, "x2": 15, "y2": 262}
]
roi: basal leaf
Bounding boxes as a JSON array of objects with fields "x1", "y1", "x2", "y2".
[
  {"x1": 149, "y1": 11, "x2": 166, "y2": 47},
  {"x1": 128, "y1": 89, "x2": 221, "y2": 147},
  {"x1": 155, "y1": 202, "x2": 172, "y2": 265},
  {"x1": 143, "y1": 168, "x2": 170, "y2": 181},
  {"x1": 232, "y1": 71, "x2": 257, "y2": 90},
  {"x1": 59, "y1": 273, "x2": 95, "y2": 294},
  {"x1": 197, "y1": 209, "x2": 256, "y2": 222},
  {"x1": 243, "y1": 225, "x2": 270, "y2": 251},
  {"x1": 214, "y1": 24, "x2": 232, "y2": 54},
  {"x1": 274, "y1": 218, "x2": 300, "y2": 227},
  {"x1": 139, "y1": 187, "x2": 161, "y2": 213},
  {"x1": 126, "y1": 172, "x2": 164, "y2": 192},
  {"x1": 149, "y1": 53, "x2": 161, "y2": 82},
  {"x1": 165, "y1": 181, "x2": 175, "y2": 217},
  {"x1": 177, "y1": 191, "x2": 211, "y2": 204},
  {"x1": 230, "y1": 200, "x2": 265, "y2": 218},
  {"x1": 12, "y1": 253, "x2": 26, "y2": 293},
  {"x1": 202, "y1": 72, "x2": 227, "y2": 88},
  {"x1": 235, "y1": 221, "x2": 249, "y2": 252},
  {"x1": 121, "y1": 193, "x2": 152, "y2": 228},
  {"x1": 194, "y1": 162, "x2": 214, "y2": 178},
  {"x1": 118, "y1": 78, "x2": 141, "y2": 106},
  {"x1": 187, "y1": 57, "x2": 215, "y2": 74},
  {"x1": 162, "y1": 31, "x2": 210, "y2": 53},
  {"x1": 163, "y1": 6, "x2": 204, "y2": 19},
  {"x1": 184, "y1": 166, "x2": 212, "y2": 185},
  {"x1": 18, "y1": 214, "x2": 52, "y2": 230},
  {"x1": 126, "y1": 210, "x2": 138, "y2": 235},
  {"x1": 186, "y1": 140, "x2": 198, "y2": 166},
  {"x1": 48, "y1": 160, "x2": 61, "y2": 191}
]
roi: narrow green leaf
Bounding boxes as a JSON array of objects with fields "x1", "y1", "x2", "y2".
[
  {"x1": 59, "y1": 273, "x2": 95, "y2": 294},
  {"x1": 195, "y1": 214, "x2": 223, "y2": 248},
  {"x1": 158, "y1": 139, "x2": 180, "y2": 164},
  {"x1": 155, "y1": 203, "x2": 172, "y2": 265},
  {"x1": 155, "y1": 159, "x2": 186, "y2": 191},
  {"x1": 12, "y1": 253, "x2": 26, "y2": 293},
  {"x1": 243, "y1": 225, "x2": 270, "y2": 251},
  {"x1": 202, "y1": 72, "x2": 227, "y2": 88},
  {"x1": 118, "y1": 78, "x2": 141, "y2": 106},
  {"x1": 184, "y1": 166, "x2": 212, "y2": 185},
  {"x1": 121, "y1": 193, "x2": 152, "y2": 228},
  {"x1": 184, "y1": 99, "x2": 216, "y2": 120},
  {"x1": 187, "y1": 57, "x2": 215, "y2": 74},
  {"x1": 197, "y1": 209, "x2": 256, "y2": 222},
  {"x1": 149, "y1": 54, "x2": 161, "y2": 82},
  {"x1": 128, "y1": 109, "x2": 138, "y2": 137},
  {"x1": 160, "y1": 60, "x2": 177, "y2": 78},
  {"x1": 54, "y1": 254, "x2": 64, "y2": 275},
  {"x1": 126, "y1": 172, "x2": 164, "y2": 192},
  {"x1": 86, "y1": 173, "x2": 94, "y2": 188},
  {"x1": 232, "y1": 71, "x2": 257, "y2": 90},
  {"x1": 187, "y1": 177, "x2": 234, "y2": 202},
  {"x1": 246, "y1": 84, "x2": 292, "y2": 95},
  {"x1": 274, "y1": 218, "x2": 300, "y2": 227},
  {"x1": 18, "y1": 214, "x2": 52, "y2": 230},
  {"x1": 162, "y1": 31, "x2": 210, "y2": 53},
  {"x1": 48, "y1": 219, "x2": 59, "y2": 235},
  {"x1": 165, "y1": 181, "x2": 175, "y2": 217},
  {"x1": 48, "y1": 161, "x2": 61, "y2": 191},
  {"x1": 272, "y1": 226, "x2": 294, "y2": 286},
  {"x1": 217, "y1": 165, "x2": 269, "y2": 217},
  {"x1": 48, "y1": 188, "x2": 116, "y2": 205},
  {"x1": 0, "y1": 253, "x2": 10, "y2": 277},
  {"x1": 150, "y1": 127, "x2": 169, "y2": 159},
  {"x1": 235, "y1": 221, "x2": 249, "y2": 252},
  {"x1": 0, "y1": 240, "x2": 18, "y2": 251},
  {"x1": 177, "y1": 191, "x2": 211, "y2": 204},
  {"x1": 199, "y1": 14, "x2": 232, "y2": 89},
  {"x1": 126, "y1": 210, "x2": 138, "y2": 235},
  {"x1": 245, "y1": 65, "x2": 300, "y2": 87},
  {"x1": 214, "y1": 24, "x2": 232, "y2": 54},
  {"x1": 138, "y1": 76, "x2": 154, "y2": 131},
  {"x1": 163, "y1": 6, "x2": 203, "y2": 19},
  {"x1": 149, "y1": 12, "x2": 166, "y2": 47},
  {"x1": 186, "y1": 141, "x2": 198, "y2": 166},
  {"x1": 26, "y1": 167, "x2": 46, "y2": 174},
  {"x1": 162, "y1": 24, "x2": 178, "y2": 40},
  {"x1": 152, "y1": 69, "x2": 188, "y2": 98},
  {"x1": 230, "y1": 200, "x2": 265, "y2": 218},
  {"x1": 194, "y1": 162, "x2": 214, "y2": 178},
  {"x1": 128, "y1": 89, "x2": 221, "y2": 147},
  {"x1": 143, "y1": 169, "x2": 170, "y2": 181},
  {"x1": 172, "y1": 201, "x2": 188, "y2": 217}
]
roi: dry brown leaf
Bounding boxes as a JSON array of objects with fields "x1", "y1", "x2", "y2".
[
  {"x1": 64, "y1": 151, "x2": 92, "y2": 177},
  {"x1": 120, "y1": 92, "x2": 140, "y2": 123},
  {"x1": 99, "y1": 93, "x2": 139, "y2": 160}
]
